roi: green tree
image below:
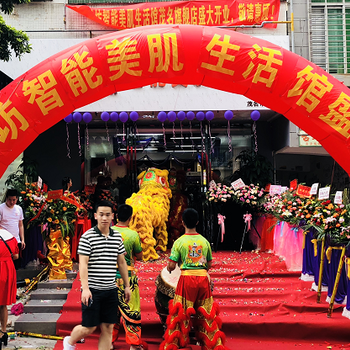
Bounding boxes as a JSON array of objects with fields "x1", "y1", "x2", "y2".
[{"x1": 0, "y1": 0, "x2": 32, "y2": 62}]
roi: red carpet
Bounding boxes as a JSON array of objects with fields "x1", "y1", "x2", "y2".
[{"x1": 54, "y1": 251, "x2": 350, "y2": 350}]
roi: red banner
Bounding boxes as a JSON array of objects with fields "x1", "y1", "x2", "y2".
[
  {"x1": 290, "y1": 179, "x2": 297, "y2": 192},
  {"x1": 47, "y1": 190, "x2": 63, "y2": 200},
  {"x1": 296, "y1": 184, "x2": 311, "y2": 198},
  {"x1": 67, "y1": 0, "x2": 280, "y2": 30}
]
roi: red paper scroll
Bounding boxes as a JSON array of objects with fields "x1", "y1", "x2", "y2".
[
  {"x1": 1, "y1": 25, "x2": 350, "y2": 178},
  {"x1": 67, "y1": 0, "x2": 280, "y2": 30}
]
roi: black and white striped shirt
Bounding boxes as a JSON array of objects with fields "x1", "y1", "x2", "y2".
[{"x1": 78, "y1": 226, "x2": 126, "y2": 290}]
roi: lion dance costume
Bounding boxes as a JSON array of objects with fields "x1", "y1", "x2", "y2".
[
  {"x1": 160, "y1": 233, "x2": 228, "y2": 350},
  {"x1": 126, "y1": 168, "x2": 172, "y2": 261}
]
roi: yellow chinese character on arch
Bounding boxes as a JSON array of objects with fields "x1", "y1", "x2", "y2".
[
  {"x1": 242, "y1": 44, "x2": 282, "y2": 88},
  {"x1": 0, "y1": 100, "x2": 29, "y2": 143},
  {"x1": 287, "y1": 65, "x2": 333, "y2": 113},
  {"x1": 105, "y1": 38, "x2": 142, "y2": 81},
  {"x1": 319, "y1": 92, "x2": 350, "y2": 138},
  {"x1": 238, "y1": 4, "x2": 246, "y2": 21},
  {"x1": 201, "y1": 34, "x2": 240, "y2": 76},
  {"x1": 61, "y1": 51, "x2": 103, "y2": 97},
  {"x1": 147, "y1": 33, "x2": 184, "y2": 73},
  {"x1": 22, "y1": 70, "x2": 64, "y2": 115}
]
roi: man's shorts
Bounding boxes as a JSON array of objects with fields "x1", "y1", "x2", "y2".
[{"x1": 82, "y1": 288, "x2": 118, "y2": 327}]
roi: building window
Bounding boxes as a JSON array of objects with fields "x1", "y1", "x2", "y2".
[{"x1": 310, "y1": 1, "x2": 350, "y2": 74}]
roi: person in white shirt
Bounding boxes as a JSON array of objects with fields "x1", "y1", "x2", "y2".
[{"x1": 0, "y1": 189, "x2": 25, "y2": 269}]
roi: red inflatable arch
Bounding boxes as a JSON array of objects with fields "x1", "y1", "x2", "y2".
[{"x1": 1, "y1": 24, "x2": 350, "y2": 177}]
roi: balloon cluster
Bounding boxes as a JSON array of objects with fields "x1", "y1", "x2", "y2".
[
  {"x1": 157, "y1": 110, "x2": 235, "y2": 122},
  {"x1": 64, "y1": 110, "x2": 261, "y2": 123},
  {"x1": 64, "y1": 111, "x2": 140, "y2": 123}
]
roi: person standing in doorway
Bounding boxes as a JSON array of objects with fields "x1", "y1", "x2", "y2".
[
  {"x1": 111, "y1": 204, "x2": 145, "y2": 350},
  {"x1": 63, "y1": 200, "x2": 131, "y2": 350},
  {"x1": 0, "y1": 189, "x2": 25, "y2": 270}
]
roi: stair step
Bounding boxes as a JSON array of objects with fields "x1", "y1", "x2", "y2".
[
  {"x1": 30, "y1": 288, "x2": 70, "y2": 300},
  {"x1": 15, "y1": 313, "x2": 61, "y2": 335},
  {"x1": 24, "y1": 299, "x2": 66, "y2": 313},
  {"x1": 39, "y1": 280, "x2": 74, "y2": 289}
]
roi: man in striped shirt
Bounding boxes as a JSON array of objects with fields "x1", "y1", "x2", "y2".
[{"x1": 64, "y1": 200, "x2": 131, "y2": 350}]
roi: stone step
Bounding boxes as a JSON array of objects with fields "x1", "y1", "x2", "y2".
[
  {"x1": 24, "y1": 299, "x2": 66, "y2": 313},
  {"x1": 30, "y1": 288, "x2": 70, "y2": 300},
  {"x1": 39, "y1": 280, "x2": 74, "y2": 289},
  {"x1": 14, "y1": 313, "x2": 61, "y2": 336}
]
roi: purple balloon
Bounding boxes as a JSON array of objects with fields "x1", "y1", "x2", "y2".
[
  {"x1": 130, "y1": 111, "x2": 139, "y2": 122},
  {"x1": 251, "y1": 110, "x2": 261, "y2": 121},
  {"x1": 224, "y1": 110, "x2": 234, "y2": 121},
  {"x1": 101, "y1": 111, "x2": 110, "y2": 122},
  {"x1": 110, "y1": 112, "x2": 119, "y2": 122},
  {"x1": 64, "y1": 114, "x2": 73, "y2": 123},
  {"x1": 168, "y1": 111, "x2": 176, "y2": 122},
  {"x1": 119, "y1": 112, "x2": 129, "y2": 123},
  {"x1": 196, "y1": 111, "x2": 205, "y2": 121},
  {"x1": 186, "y1": 111, "x2": 195, "y2": 121},
  {"x1": 83, "y1": 112, "x2": 92, "y2": 123},
  {"x1": 158, "y1": 111, "x2": 167, "y2": 123},
  {"x1": 177, "y1": 111, "x2": 186, "y2": 121},
  {"x1": 73, "y1": 112, "x2": 82, "y2": 123},
  {"x1": 205, "y1": 111, "x2": 214, "y2": 121}
]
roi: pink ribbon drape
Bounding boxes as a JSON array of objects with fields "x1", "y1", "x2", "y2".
[
  {"x1": 218, "y1": 214, "x2": 226, "y2": 242},
  {"x1": 243, "y1": 213, "x2": 252, "y2": 231}
]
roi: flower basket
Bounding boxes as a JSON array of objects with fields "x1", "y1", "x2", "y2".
[{"x1": 47, "y1": 229, "x2": 67, "y2": 280}]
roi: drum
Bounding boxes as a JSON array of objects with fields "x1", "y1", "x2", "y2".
[{"x1": 154, "y1": 265, "x2": 181, "y2": 327}]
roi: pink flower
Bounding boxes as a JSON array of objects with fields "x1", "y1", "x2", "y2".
[{"x1": 11, "y1": 303, "x2": 24, "y2": 316}]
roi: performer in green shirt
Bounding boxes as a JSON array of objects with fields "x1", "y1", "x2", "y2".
[
  {"x1": 111, "y1": 204, "x2": 145, "y2": 350},
  {"x1": 160, "y1": 208, "x2": 227, "y2": 350}
]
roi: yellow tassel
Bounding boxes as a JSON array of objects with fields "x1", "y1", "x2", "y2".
[
  {"x1": 346, "y1": 258, "x2": 350, "y2": 280},
  {"x1": 311, "y1": 239, "x2": 318, "y2": 257},
  {"x1": 302, "y1": 231, "x2": 308, "y2": 250}
]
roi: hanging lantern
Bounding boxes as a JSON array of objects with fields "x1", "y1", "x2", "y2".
[
  {"x1": 83, "y1": 112, "x2": 92, "y2": 123},
  {"x1": 110, "y1": 112, "x2": 119, "y2": 122},
  {"x1": 64, "y1": 114, "x2": 73, "y2": 123},
  {"x1": 177, "y1": 111, "x2": 186, "y2": 121},
  {"x1": 73, "y1": 112, "x2": 82, "y2": 123},
  {"x1": 158, "y1": 111, "x2": 167, "y2": 122},
  {"x1": 130, "y1": 111, "x2": 139, "y2": 122},
  {"x1": 196, "y1": 111, "x2": 205, "y2": 121},
  {"x1": 168, "y1": 111, "x2": 176, "y2": 122},
  {"x1": 224, "y1": 110, "x2": 234, "y2": 120},
  {"x1": 186, "y1": 111, "x2": 195, "y2": 121},
  {"x1": 205, "y1": 111, "x2": 214, "y2": 121},
  {"x1": 119, "y1": 112, "x2": 129, "y2": 123},
  {"x1": 101, "y1": 111, "x2": 110, "y2": 122},
  {"x1": 251, "y1": 110, "x2": 261, "y2": 121}
]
